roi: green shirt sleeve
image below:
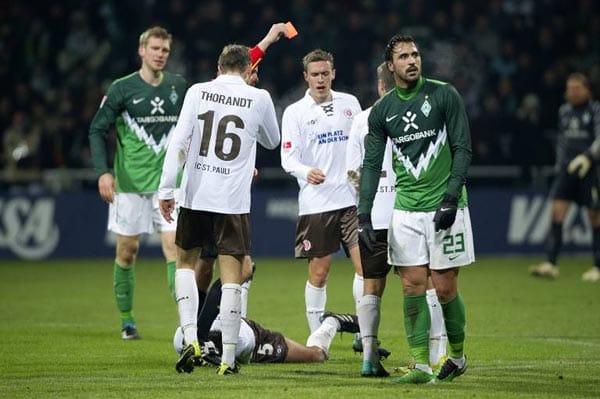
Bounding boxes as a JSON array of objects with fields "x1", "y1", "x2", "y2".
[
  {"x1": 358, "y1": 103, "x2": 387, "y2": 215},
  {"x1": 88, "y1": 82, "x2": 122, "y2": 177},
  {"x1": 443, "y1": 84, "x2": 471, "y2": 199}
]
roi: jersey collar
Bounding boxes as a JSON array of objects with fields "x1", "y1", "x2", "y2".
[
  {"x1": 395, "y1": 76, "x2": 424, "y2": 100},
  {"x1": 214, "y1": 74, "x2": 247, "y2": 84},
  {"x1": 303, "y1": 89, "x2": 342, "y2": 105}
]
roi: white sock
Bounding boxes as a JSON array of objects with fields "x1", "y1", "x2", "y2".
[
  {"x1": 352, "y1": 273, "x2": 364, "y2": 308},
  {"x1": 358, "y1": 294, "x2": 380, "y2": 363},
  {"x1": 305, "y1": 281, "x2": 326, "y2": 334},
  {"x1": 426, "y1": 288, "x2": 447, "y2": 366},
  {"x1": 306, "y1": 316, "x2": 338, "y2": 355},
  {"x1": 220, "y1": 283, "x2": 242, "y2": 368},
  {"x1": 450, "y1": 355, "x2": 466, "y2": 368},
  {"x1": 175, "y1": 268, "x2": 199, "y2": 345},
  {"x1": 240, "y1": 279, "x2": 251, "y2": 318}
]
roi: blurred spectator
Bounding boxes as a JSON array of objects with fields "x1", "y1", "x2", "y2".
[{"x1": 2, "y1": 1, "x2": 599, "y2": 186}]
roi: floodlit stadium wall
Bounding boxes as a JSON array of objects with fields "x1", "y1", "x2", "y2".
[{"x1": 0, "y1": 188, "x2": 592, "y2": 260}]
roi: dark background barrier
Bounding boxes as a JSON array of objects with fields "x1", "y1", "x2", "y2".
[{"x1": 0, "y1": 187, "x2": 592, "y2": 260}]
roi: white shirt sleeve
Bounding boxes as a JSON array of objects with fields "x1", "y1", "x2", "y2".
[
  {"x1": 256, "y1": 90, "x2": 280, "y2": 150},
  {"x1": 158, "y1": 86, "x2": 197, "y2": 200},
  {"x1": 280, "y1": 106, "x2": 312, "y2": 181},
  {"x1": 346, "y1": 114, "x2": 364, "y2": 174}
]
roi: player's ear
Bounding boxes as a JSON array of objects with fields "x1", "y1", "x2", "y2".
[
  {"x1": 303, "y1": 70, "x2": 309, "y2": 83},
  {"x1": 138, "y1": 45, "x2": 145, "y2": 58},
  {"x1": 386, "y1": 61, "x2": 394, "y2": 72},
  {"x1": 331, "y1": 69, "x2": 336, "y2": 81}
]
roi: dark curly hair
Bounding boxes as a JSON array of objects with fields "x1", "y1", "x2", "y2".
[{"x1": 384, "y1": 34, "x2": 418, "y2": 62}]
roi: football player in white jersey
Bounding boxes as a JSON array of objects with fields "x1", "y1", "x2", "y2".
[
  {"x1": 158, "y1": 44, "x2": 280, "y2": 375},
  {"x1": 281, "y1": 49, "x2": 363, "y2": 334},
  {"x1": 346, "y1": 63, "x2": 447, "y2": 377}
]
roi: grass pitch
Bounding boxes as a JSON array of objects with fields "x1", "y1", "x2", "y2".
[{"x1": 0, "y1": 256, "x2": 599, "y2": 398}]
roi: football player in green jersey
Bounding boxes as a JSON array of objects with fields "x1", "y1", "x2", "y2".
[
  {"x1": 89, "y1": 26, "x2": 187, "y2": 340},
  {"x1": 358, "y1": 34, "x2": 474, "y2": 383}
]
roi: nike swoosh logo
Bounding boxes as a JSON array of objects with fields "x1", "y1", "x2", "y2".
[
  {"x1": 386, "y1": 114, "x2": 399, "y2": 122},
  {"x1": 440, "y1": 207, "x2": 452, "y2": 212},
  {"x1": 449, "y1": 254, "x2": 460, "y2": 260},
  {"x1": 132, "y1": 98, "x2": 145, "y2": 104},
  {"x1": 357, "y1": 228, "x2": 364, "y2": 233}
]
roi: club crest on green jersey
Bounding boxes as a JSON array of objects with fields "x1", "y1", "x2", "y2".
[
  {"x1": 170, "y1": 85, "x2": 178, "y2": 105},
  {"x1": 421, "y1": 98, "x2": 431, "y2": 117}
]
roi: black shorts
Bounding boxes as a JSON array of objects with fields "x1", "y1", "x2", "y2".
[
  {"x1": 295, "y1": 206, "x2": 358, "y2": 258},
  {"x1": 175, "y1": 208, "x2": 250, "y2": 255},
  {"x1": 245, "y1": 319, "x2": 288, "y2": 363},
  {"x1": 359, "y1": 229, "x2": 392, "y2": 279},
  {"x1": 550, "y1": 164, "x2": 600, "y2": 208}
]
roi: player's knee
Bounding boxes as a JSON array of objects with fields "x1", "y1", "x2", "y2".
[
  {"x1": 308, "y1": 271, "x2": 328, "y2": 287},
  {"x1": 116, "y1": 243, "x2": 139, "y2": 266},
  {"x1": 436, "y1": 286, "x2": 457, "y2": 303}
]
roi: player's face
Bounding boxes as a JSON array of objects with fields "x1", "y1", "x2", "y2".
[
  {"x1": 139, "y1": 36, "x2": 171, "y2": 72},
  {"x1": 565, "y1": 78, "x2": 590, "y2": 106},
  {"x1": 387, "y1": 42, "x2": 421, "y2": 88},
  {"x1": 304, "y1": 60, "x2": 335, "y2": 103}
]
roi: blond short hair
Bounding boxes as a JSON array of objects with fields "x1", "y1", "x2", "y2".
[
  {"x1": 302, "y1": 49, "x2": 334, "y2": 71},
  {"x1": 139, "y1": 26, "x2": 172, "y2": 47}
]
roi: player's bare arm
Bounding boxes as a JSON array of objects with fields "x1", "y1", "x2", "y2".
[
  {"x1": 257, "y1": 23, "x2": 288, "y2": 51},
  {"x1": 97, "y1": 173, "x2": 115, "y2": 203}
]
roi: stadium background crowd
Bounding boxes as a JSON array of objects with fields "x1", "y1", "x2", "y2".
[{"x1": 2, "y1": 0, "x2": 599, "y2": 186}]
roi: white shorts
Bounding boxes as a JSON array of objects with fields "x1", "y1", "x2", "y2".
[
  {"x1": 108, "y1": 192, "x2": 178, "y2": 236},
  {"x1": 387, "y1": 208, "x2": 475, "y2": 270}
]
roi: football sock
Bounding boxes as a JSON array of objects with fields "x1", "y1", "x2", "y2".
[
  {"x1": 592, "y1": 227, "x2": 600, "y2": 268},
  {"x1": 166, "y1": 260, "x2": 176, "y2": 301},
  {"x1": 220, "y1": 283, "x2": 242, "y2": 368},
  {"x1": 357, "y1": 294, "x2": 381, "y2": 363},
  {"x1": 197, "y1": 289, "x2": 207, "y2": 314},
  {"x1": 352, "y1": 273, "x2": 364, "y2": 308},
  {"x1": 197, "y1": 279, "x2": 222, "y2": 341},
  {"x1": 305, "y1": 281, "x2": 326, "y2": 334},
  {"x1": 403, "y1": 294, "x2": 430, "y2": 366},
  {"x1": 175, "y1": 268, "x2": 199, "y2": 345},
  {"x1": 547, "y1": 223, "x2": 562, "y2": 265},
  {"x1": 426, "y1": 288, "x2": 447, "y2": 365},
  {"x1": 241, "y1": 279, "x2": 252, "y2": 318},
  {"x1": 306, "y1": 315, "x2": 338, "y2": 354},
  {"x1": 441, "y1": 293, "x2": 466, "y2": 359},
  {"x1": 114, "y1": 262, "x2": 135, "y2": 327}
]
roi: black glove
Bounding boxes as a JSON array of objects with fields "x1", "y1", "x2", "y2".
[
  {"x1": 433, "y1": 194, "x2": 458, "y2": 232},
  {"x1": 358, "y1": 213, "x2": 376, "y2": 252}
]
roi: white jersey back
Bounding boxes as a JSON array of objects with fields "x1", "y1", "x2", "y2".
[
  {"x1": 211, "y1": 318, "x2": 255, "y2": 364},
  {"x1": 159, "y1": 75, "x2": 280, "y2": 213},
  {"x1": 281, "y1": 89, "x2": 361, "y2": 215},
  {"x1": 346, "y1": 107, "x2": 395, "y2": 230}
]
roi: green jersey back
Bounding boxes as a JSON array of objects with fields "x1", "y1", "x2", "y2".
[
  {"x1": 361, "y1": 77, "x2": 471, "y2": 213},
  {"x1": 89, "y1": 71, "x2": 187, "y2": 193}
]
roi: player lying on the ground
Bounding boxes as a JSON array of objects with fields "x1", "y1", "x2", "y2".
[
  {"x1": 173, "y1": 311, "x2": 366, "y2": 367},
  {"x1": 173, "y1": 270, "x2": 391, "y2": 370}
]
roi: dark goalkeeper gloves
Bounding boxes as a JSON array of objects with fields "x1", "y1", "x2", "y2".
[
  {"x1": 433, "y1": 194, "x2": 458, "y2": 232},
  {"x1": 357, "y1": 213, "x2": 376, "y2": 252}
]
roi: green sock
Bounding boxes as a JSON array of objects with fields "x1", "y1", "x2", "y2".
[
  {"x1": 166, "y1": 260, "x2": 176, "y2": 301},
  {"x1": 114, "y1": 262, "x2": 135, "y2": 327},
  {"x1": 403, "y1": 294, "x2": 430, "y2": 365},
  {"x1": 441, "y1": 293, "x2": 466, "y2": 358}
]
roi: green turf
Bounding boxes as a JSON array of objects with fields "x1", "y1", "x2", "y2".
[{"x1": 0, "y1": 256, "x2": 599, "y2": 398}]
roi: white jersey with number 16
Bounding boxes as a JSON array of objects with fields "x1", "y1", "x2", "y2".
[{"x1": 159, "y1": 74, "x2": 280, "y2": 214}]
